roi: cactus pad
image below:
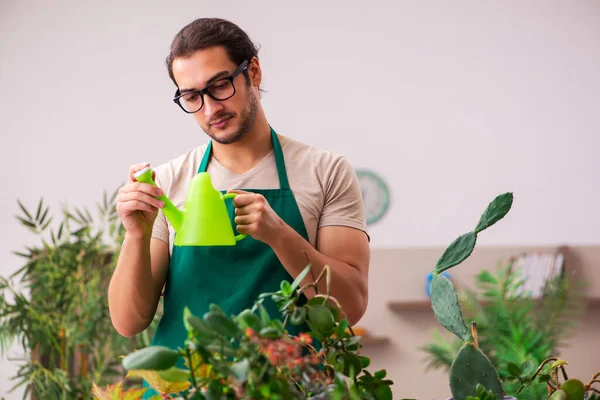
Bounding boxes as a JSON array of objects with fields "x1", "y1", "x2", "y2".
[
  {"x1": 434, "y1": 232, "x2": 477, "y2": 274},
  {"x1": 449, "y1": 342, "x2": 504, "y2": 400},
  {"x1": 430, "y1": 274, "x2": 471, "y2": 342},
  {"x1": 474, "y1": 192, "x2": 513, "y2": 234}
]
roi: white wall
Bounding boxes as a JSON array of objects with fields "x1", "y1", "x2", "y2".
[{"x1": 1, "y1": 0, "x2": 599, "y2": 398}]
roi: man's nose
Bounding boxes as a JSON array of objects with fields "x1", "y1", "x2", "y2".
[{"x1": 203, "y1": 96, "x2": 224, "y2": 117}]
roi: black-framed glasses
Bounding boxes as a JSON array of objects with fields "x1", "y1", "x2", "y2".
[{"x1": 173, "y1": 60, "x2": 249, "y2": 114}]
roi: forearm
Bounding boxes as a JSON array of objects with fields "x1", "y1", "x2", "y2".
[
  {"x1": 108, "y1": 233, "x2": 160, "y2": 337},
  {"x1": 269, "y1": 224, "x2": 368, "y2": 326}
]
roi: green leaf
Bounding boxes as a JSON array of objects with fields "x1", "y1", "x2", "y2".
[
  {"x1": 504, "y1": 377, "x2": 520, "y2": 385},
  {"x1": 520, "y1": 359, "x2": 536, "y2": 376},
  {"x1": 538, "y1": 373, "x2": 551, "y2": 383},
  {"x1": 341, "y1": 353, "x2": 362, "y2": 377},
  {"x1": 476, "y1": 270, "x2": 498, "y2": 285},
  {"x1": 336, "y1": 319, "x2": 350, "y2": 338},
  {"x1": 374, "y1": 369, "x2": 387, "y2": 380},
  {"x1": 373, "y1": 384, "x2": 393, "y2": 400},
  {"x1": 359, "y1": 356, "x2": 370, "y2": 369},
  {"x1": 507, "y1": 362, "x2": 521, "y2": 377},
  {"x1": 17, "y1": 200, "x2": 33, "y2": 220},
  {"x1": 187, "y1": 315, "x2": 217, "y2": 338},
  {"x1": 35, "y1": 200, "x2": 43, "y2": 221},
  {"x1": 156, "y1": 366, "x2": 190, "y2": 382},
  {"x1": 258, "y1": 302, "x2": 271, "y2": 324},
  {"x1": 183, "y1": 307, "x2": 193, "y2": 333},
  {"x1": 307, "y1": 304, "x2": 335, "y2": 336},
  {"x1": 280, "y1": 280, "x2": 292, "y2": 295},
  {"x1": 122, "y1": 346, "x2": 180, "y2": 371},
  {"x1": 290, "y1": 306, "x2": 307, "y2": 326},
  {"x1": 291, "y1": 264, "x2": 311, "y2": 292},
  {"x1": 236, "y1": 309, "x2": 262, "y2": 332},
  {"x1": 204, "y1": 311, "x2": 239, "y2": 337},
  {"x1": 15, "y1": 216, "x2": 36, "y2": 230}
]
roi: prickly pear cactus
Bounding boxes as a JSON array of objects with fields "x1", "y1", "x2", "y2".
[
  {"x1": 449, "y1": 343, "x2": 504, "y2": 400},
  {"x1": 429, "y1": 192, "x2": 513, "y2": 400},
  {"x1": 434, "y1": 232, "x2": 477, "y2": 274},
  {"x1": 430, "y1": 274, "x2": 471, "y2": 341},
  {"x1": 474, "y1": 192, "x2": 513, "y2": 234}
]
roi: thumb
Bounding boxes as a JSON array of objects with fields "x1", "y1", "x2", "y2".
[{"x1": 227, "y1": 189, "x2": 248, "y2": 194}]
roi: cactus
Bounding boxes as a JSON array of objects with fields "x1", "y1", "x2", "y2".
[
  {"x1": 430, "y1": 192, "x2": 513, "y2": 400},
  {"x1": 449, "y1": 342, "x2": 504, "y2": 399},
  {"x1": 430, "y1": 273, "x2": 471, "y2": 342}
]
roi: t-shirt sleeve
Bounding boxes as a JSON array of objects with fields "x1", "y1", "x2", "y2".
[
  {"x1": 318, "y1": 156, "x2": 369, "y2": 237},
  {"x1": 151, "y1": 170, "x2": 170, "y2": 245}
]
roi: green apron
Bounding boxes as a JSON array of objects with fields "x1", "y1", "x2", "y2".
[{"x1": 142, "y1": 127, "x2": 311, "y2": 398}]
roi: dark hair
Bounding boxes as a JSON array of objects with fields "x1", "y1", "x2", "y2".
[{"x1": 166, "y1": 18, "x2": 260, "y2": 88}]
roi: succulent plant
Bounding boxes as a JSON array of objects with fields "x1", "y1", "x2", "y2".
[
  {"x1": 510, "y1": 357, "x2": 600, "y2": 400},
  {"x1": 430, "y1": 192, "x2": 514, "y2": 400}
]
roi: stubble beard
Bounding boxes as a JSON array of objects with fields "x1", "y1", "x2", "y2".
[{"x1": 206, "y1": 91, "x2": 258, "y2": 145}]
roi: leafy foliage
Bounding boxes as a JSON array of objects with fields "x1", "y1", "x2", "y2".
[
  {"x1": 422, "y1": 258, "x2": 585, "y2": 399},
  {"x1": 0, "y1": 192, "x2": 160, "y2": 399},
  {"x1": 94, "y1": 265, "x2": 394, "y2": 399},
  {"x1": 509, "y1": 358, "x2": 600, "y2": 400}
]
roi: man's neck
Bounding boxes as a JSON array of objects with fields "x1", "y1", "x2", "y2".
[{"x1": 211, "y1": 118, "x2": 274, "y2": 175}]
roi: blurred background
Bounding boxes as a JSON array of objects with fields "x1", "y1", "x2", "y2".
[{"x1": 1, "y1": 1, "x2": 598, "y2": 399}]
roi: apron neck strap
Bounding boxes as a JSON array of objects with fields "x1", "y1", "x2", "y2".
[{"x1": 197, "y1": 126, "x2": 290, "y2": 190}]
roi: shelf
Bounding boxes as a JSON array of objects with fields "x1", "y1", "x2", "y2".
[
  {"x1": 387, "y1": 297, "x2": 600, "y2": 312},
  {"x1": 387, "y1": 299, "x2": 432, "y2": 312}
]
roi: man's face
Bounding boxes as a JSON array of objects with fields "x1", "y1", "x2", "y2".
[{"x1": 172, "y1": 46, "x2": 259, "y2": 144}]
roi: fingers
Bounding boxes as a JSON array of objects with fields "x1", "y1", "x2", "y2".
[
  {"x1": 233, "y1": 192, "x2": 261, "y2": 208},
  {"x1": 118, "y1": 190, "x2": 165, "y2": 210},
  {"x1": 234, "y1": 214, "x2": 254, "y2": 225},
  {"x1": 128, "y1": 162, "x2": 151, "y2": 183},
  {"x1": 117, "y1": 199, "x2": 159, "y2": 215}
]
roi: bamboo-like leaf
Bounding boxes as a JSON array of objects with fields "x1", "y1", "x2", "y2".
[
  {"x1": 110, "y1": 186, "x2": 120, "y2": 204},
  {"x1": 15, "y1": 216, "x2": 36, "y2": 230},
  {"x1": 65, "y1": 211, "x2": 81, "y2": 224},
  {"x1": 73, "y1": 207, "x2": 88, "y2": 224},
  {"x1": 39, "y1": 206, "x2": 50, "y2": 226},
  {"x1": 57, "y1": 222, "x2": 64, "y2": 239},
  {"x1": 41, "y1": 218, "x2": 53, "y2": 231},
  {"x1": 85, "y1": 207, "x2": 93, "y2": 223},
  {"x1": 17, "y1": 200, "x2": 33, "y2": 220},
  {"x1": 35, "y1": 199, "x2": 43, "y2": 221}
]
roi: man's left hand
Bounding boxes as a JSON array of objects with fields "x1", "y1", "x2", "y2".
[{"x1": 228, "y1": 190, "x2": 284, "y2": 245}]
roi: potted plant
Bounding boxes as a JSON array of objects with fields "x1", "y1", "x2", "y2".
[
  {"x1": 506, "y1": 357, "x2": 599, "y2": 399},
  {"x1": 427, "y1": 192, "x2": 517, "y2": 400},
  {"x1": 0, "y1": 192, "x2": 158, "y2": 399},
  {"x1": 93, "y1": 263, "x2": 394, "y2": 399},
  {"x1": 422, "y1": 257, "x2": 585, "y2": 400}
]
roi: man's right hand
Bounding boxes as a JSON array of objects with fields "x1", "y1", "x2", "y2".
[{"x1": 116, "y1": 163, "x2": 165, "y2": 239}]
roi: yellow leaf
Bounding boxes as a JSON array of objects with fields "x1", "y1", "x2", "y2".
[
  {"x1": 126, "y1": 370, "x2": 191, "y2": 395},
  {"x1": 92, "y1": 382, "x2": 147, "y2": 400},
  {"x1": 550, "y1": 360, "x2": 568, "y2": 370}
]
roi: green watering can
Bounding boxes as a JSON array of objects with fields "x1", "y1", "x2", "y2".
[{"x1": 133, "y1": 166, "x2": 247, "y2": 246}]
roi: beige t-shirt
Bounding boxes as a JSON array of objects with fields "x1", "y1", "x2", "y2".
[{"x1": 151, "y1": 135, "x2": 368, "y2": 254}]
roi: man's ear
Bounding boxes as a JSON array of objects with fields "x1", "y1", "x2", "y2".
[{"x1": 248, "y1": 56, "x2": 262, "y2": 88}]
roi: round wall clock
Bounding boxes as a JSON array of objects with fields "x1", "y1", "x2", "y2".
[{"x1": 355, "y1": 169, "x2": 390, "y2": 225}]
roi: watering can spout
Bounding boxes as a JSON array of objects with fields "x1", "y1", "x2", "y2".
[
  {"x1": 133, "y1": 167, "x2": 184, "y2": 231},
  {"x1": 133, "y1": 166, "x2": 247, "y2": 246}
]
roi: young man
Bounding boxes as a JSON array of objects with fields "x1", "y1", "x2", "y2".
[{"x1": 108, "y1": 17, "x2": 369, "y2": 356}]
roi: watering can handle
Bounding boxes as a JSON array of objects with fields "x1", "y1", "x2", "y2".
[{"x1": 222, "y1": 193, "x2": 248, "y2": 242}]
